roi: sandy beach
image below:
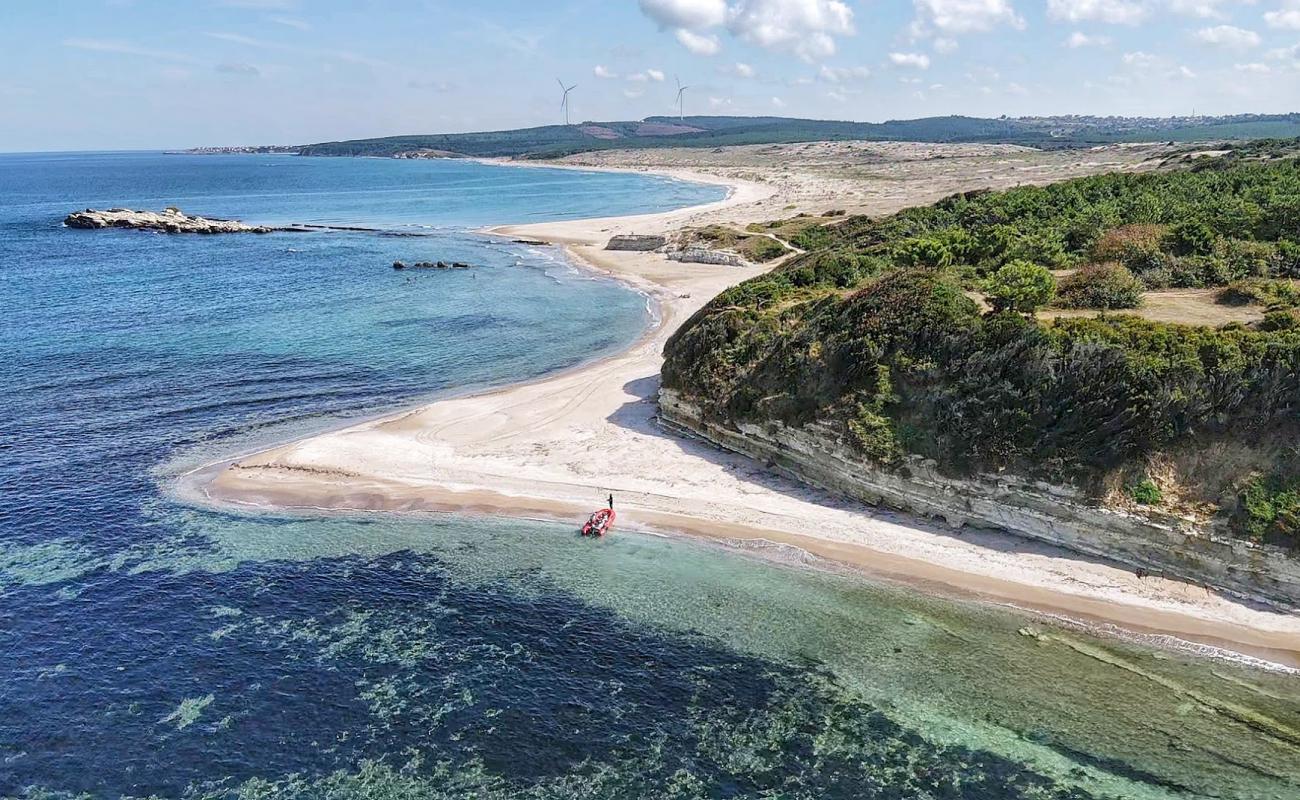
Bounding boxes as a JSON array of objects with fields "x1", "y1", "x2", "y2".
[{"x1": 195, "y1": 142, "x2": 1300, "y2": 667}]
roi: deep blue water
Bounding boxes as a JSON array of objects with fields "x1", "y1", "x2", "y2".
[{"x1": 1, "y1": 153, "x2": 1299, "y2": 800}]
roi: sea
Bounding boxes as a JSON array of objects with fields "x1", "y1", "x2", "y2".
[{"x1": 1, "y1": 151, "x2": 1298, "y2": 800}]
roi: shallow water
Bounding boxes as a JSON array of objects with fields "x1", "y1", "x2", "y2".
[{"x1": 1, "y1": 153, "x2": 1298, "y2": 799}]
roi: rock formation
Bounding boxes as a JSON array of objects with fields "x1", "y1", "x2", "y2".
[
  {"x1": 605, "y1": 234, "x2": 667, "y2": 251},
  {"x1": 64, "y1": 207, "x2": 273, "y2": 234},
  {"x1": 392, "y1": 260, "x2": 472, "y2": 270}
]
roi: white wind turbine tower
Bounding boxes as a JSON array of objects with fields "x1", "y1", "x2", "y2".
[
  {"x1": 557, "y1": 78, "x2": 577, "y2": 126},
  {"x1": 674, "y1": 76, "x2": 689, "y2": 121}
]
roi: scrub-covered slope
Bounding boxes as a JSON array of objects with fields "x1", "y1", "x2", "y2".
[{"x1": 663, "y1": 148, "x2": 1300, "y2": 547}]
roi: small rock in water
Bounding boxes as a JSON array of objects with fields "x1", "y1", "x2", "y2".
[{"x1": 396, "y1": 260, "x2": 474, "y2": 270}]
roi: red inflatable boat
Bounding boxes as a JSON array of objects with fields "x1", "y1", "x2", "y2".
[{"x1": 582, "y1": 507, "x2": 615, "y2": 537}]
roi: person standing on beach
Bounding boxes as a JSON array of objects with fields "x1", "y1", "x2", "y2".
[{"x1": 607, "y1": 493, "x2": 614, "y2": 509}]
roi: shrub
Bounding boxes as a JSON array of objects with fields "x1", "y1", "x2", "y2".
[
  {"x1": 983, "y1": 260, "x2": 1056, "y2": 314},
  {"x1": 1259, "y1": 308, "x2": 1300, "y2": 331},
  {"x1": 1055, "y1": 263, "x2": 1145, "y2": 309},
  {"x1": 1128, "y1": 478, "x2": 1163, "y2": 506},
  {"x1": 1164, "y1": 220, "x2": 1217, "y2": 257},
  {"x1": 1235, "y1": 475, "x2": 1300, "y2": 547},
  {"x1": 1165, "y1": 255, "x2": 1239, "y2": 288},
  {"x1": 1216, "y1": 238, "x2": 1279, "y2": 279},
  {"x1": 1217, "y1": 278, "x2": 1300, "y2": 309},
  {"x1": 893, "y1": 237, "x2": 954, "y2": 269},
  {"x1": 1277, "y1": 240, "x2": 1300, "y2": 278},
  {"x1": 1090, "y1": 224, "x2": 1167, "y2": 271}
]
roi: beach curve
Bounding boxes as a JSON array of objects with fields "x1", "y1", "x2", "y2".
[{"x1": 189, "y1": 155, "x2": 1300, "y2": 667}]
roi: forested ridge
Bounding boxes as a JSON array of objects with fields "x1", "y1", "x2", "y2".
[{"x1": 663, "y1": 146, "x2": 1300, "y2": 547}]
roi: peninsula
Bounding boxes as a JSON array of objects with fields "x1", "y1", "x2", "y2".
[{"x1": 196, "y1": 138, "x2": 1300, "y2": 665}]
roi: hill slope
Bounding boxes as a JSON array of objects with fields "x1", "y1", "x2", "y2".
[{"x1": 281, "y1": 113, "x2": 1300, "y2": 159}]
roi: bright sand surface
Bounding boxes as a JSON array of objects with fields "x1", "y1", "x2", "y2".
[{"x1": 196, "y1": 149, "x2": 1300, "y2": 667}]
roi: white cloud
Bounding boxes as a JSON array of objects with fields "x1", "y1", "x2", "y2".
[
  {"x1": 62, "y1": 37, "x2": 196, "y2": 63},
  {"x1": 1171, "y1": 64, "x2": 1198, "y2": 77},
  {"x1": 676, "y1": 28, "x2": 722, "y2": 54},
  {"x1": 1193, "y1": 24, "x2": 1262, "y2": 47},
  {"x1": 639, "y1": 0, "x2": 855, "y2": 61},
  {"x1": 593, "y1": 64, "x2": 618, "y2": 78},
  {"x1": 624, "y1": 88, "x2": 645, "y2": 98},
  {"x1": 1265, "y1": 3, "x2": 1300, "y2": 30},
  {"x1": 1047, "y1": 0, "x2": 1149, "y2": 25},
  {"x1": 1234, "y1": 61, "x2": 1272, "y2": 71},
  {"x1": 708, "y1": 95, "x2": 734, "y2": 109},
  {"x1": 647, "y1": 68, "x2": 666, "y2": 81},
  {"x1": 726, "y1": 0, "x2": 855, "y2": 61},
  {"x1": 267, "y1": 15, "x2": 310, "y2": 30},
  {"x1": 890, "y1": 51, "x2": 932, "y2": 68},
  {"x1": 1266, "y1": 42, "x2": 1300, "y2": 63},
  {"x1": 1006, "y1": 81, "x2": 1029, "y2": 95},
  {"x1": 771, "y1": 95, "x2": 787, "y2": 107},
  {"x1": 911, "y1": 0, "x2": 1025, "y2": 35},
  {"x1": 733, "y1": 61, "x2": 756, "y2": 77},
  {"x1": 1166, "y1": 0, "x2": 1248, "y2": 18},
  {"x1": 1066, "y1": 30, "x2": 1112, "y2": 46},
  {"x1": 932, "y1": 37, "x2": 959, "y2": 52},
  {"x1": 1122, "y1": 50, "x2": 1158, "y2": 66},
  {"x1": 638, "y1": 0, "x2": 728, "y2": 29},
  {"x1": 818, "y1": 64, "x2": 871, "y2": 81}
]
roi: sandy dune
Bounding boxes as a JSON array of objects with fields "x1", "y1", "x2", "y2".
[{"x1": 196, "y1": 142, "x2": 1300, "y2": 666}]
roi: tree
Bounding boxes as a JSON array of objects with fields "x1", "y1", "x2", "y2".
[{"x1": 983, "y1": 260, "x2": 1056, "y2": 314}]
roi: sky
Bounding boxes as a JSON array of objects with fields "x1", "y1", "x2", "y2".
[{"x1": 1, "y1": 0, "x2": 1299, "y2": 151}]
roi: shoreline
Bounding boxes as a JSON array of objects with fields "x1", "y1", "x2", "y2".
[{"x1": 188, "y1": 155, "x2": 1300, "y2": 668}]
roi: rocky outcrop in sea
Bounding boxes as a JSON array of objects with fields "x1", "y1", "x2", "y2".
[{"x1": 64, "y1": 207, "x2": 274, "y2": 234}]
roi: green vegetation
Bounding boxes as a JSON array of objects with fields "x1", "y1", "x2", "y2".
[
  {"x1": 1237, "y1": 475, "x2": 1300, "y2": 546},
  {"x1": 664, "y1": 152, "x2": 1300, "y2": 547},
  {"x1": 288, "y1": 114, "x2": 1300, "y2": 160},
  {"x1": 687, "y1": 225, "x2": 790, "y2": 263},
  {"x1": 1055, "y1": 263, "x2": 1145, "y2": 310},
  {"x1": 1217, "y1": 278, "x2": 1300, "y2": 309},
  {"x1": 983, "y1": 260, "x2": 1055, "y2": 313},
  {"x1": 1128, "y1": 478, "x2": 1163, "y2": 507}
]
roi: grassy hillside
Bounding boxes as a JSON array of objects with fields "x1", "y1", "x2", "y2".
[
  {"x1": 289, "y1": 113, "x2": 1300, "y2": 159},
  {"x1": 662, "y1": 146, "x2": 1300, "y2": 547}
]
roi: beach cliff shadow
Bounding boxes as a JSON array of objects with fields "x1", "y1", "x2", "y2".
[{"x1": 605, "y1": 374, "x2": 1269, "y2": 610}]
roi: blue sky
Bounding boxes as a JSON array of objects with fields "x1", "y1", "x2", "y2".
[{"x1": 1, "y1": 0, "x2": 1299, "y2": 151}]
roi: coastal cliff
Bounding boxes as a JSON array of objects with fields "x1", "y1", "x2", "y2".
[
  {"x1": 659, "y1": 148, "x2": 1300, "y2": 609},
  {"x1": 659, "y1": 389, "x2": 1300, "y2": 609}
]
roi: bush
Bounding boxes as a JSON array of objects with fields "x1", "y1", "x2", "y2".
[
  {"x1": 1164, "y1": 220, "x2": 1217, "y2": 256},
  {"x1": 1055, "y1": 263, "x2": 1145, "y2": 309},
  {"x1": 1260, "y1": 308, "x2": 1300, "y2": 331},
  {"x1": 1235, "y1": 475, "x2": 1300, "y2": 547},
  {"x1": 1217, "y1": 278, "x2": 1300, "y2": 309},
  {"x1": 893, "y1": 237, "x2": 954, "y2": 269},
  {"x1": 983, "y1": 260, "x2": 1055, "y2": 313},
  {"x1": 1215, "y1": 238, "x2": 1278, "y2": 279},
  {"x1": 1128, "y1": 478, "x2": 1163, "y2": 506}
]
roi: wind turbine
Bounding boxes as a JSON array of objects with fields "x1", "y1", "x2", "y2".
[
  {"x1": 674, "y1": 76, "x2": 688, "y2": 121},
  {"x1": 557, "y1": 78, "x2": 577, "y2": 126}
]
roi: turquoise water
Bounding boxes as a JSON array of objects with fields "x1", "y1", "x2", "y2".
[{"x1": 1, "y1": 153, "x2": 1298, "y2": 799}]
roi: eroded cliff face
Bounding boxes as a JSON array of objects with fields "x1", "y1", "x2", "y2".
[{"x1": 660, "y1": 389, "x2": 1300, "y2": 610}]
